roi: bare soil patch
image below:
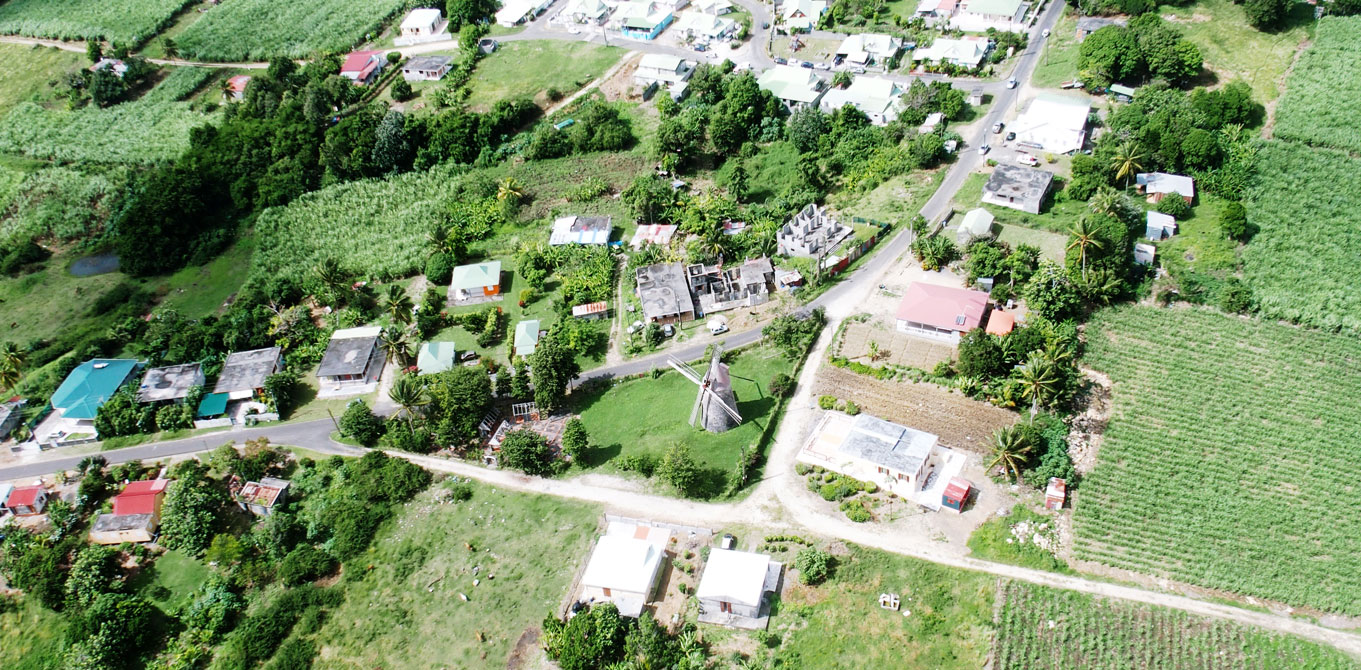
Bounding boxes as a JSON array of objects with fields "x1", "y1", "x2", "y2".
[{"x1": 838, "y1": 321, "x2": 955, "y2": 371}]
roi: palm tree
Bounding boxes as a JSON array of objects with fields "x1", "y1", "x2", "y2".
[
  {"x1": 427, "y1": 225, "x2": 458, "y2": 257},
  {"x1": 1110, "y1": 140, "x2": 1145, "y2": 190},
  {"x1": 1088, "y1": 187, "x2": 1121, "y2": 218},
  {"x1": 162, "y1": 38, "x2": 179, "y2": 60},
  {"x1": 378, "y1": 325, "x2": 413, "y2": 368},
  {"x1": 1066, "y1": 216, "x2": 1104, "y2": 281},
  {"x1": 388, "y1": 374, "x2": 429, "y2": 424},
  {"x1": 0, "y1": 342, "x2": 21, "y2": 391},
  {"x1": 988, "y1": 424, "x2": 1033, "y2": 481},
  {"x1": 313, "y1": 257, "x2": 349, "y2": 305},
  {"x1": 1017, "y1": 350, "x2": 1059, "y2": 417},
  {"x1": 382, "y1": 284, "x2": 414, "y2": 325}
]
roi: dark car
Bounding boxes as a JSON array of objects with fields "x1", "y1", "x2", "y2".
[
  {"x1": 762, "y1": 21, "x2": 769, "y2": 28},
  {"x1": 1005, "y1": 131, "x2": 1016, "y2": 141},
  {"x1": 774, "y1": 57, "x2": 787, "y2": 64},
  {"x1": 800, "y1": 61, "x2": 814, "y2": 69}
]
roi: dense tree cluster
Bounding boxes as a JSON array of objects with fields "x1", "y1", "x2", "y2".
[
  {"x1": 543, "y1": 605, "x2": 709, "y2": 670},
  {"x1": 1078, "y1": 16, "x2": 1203, "y2": 88}
]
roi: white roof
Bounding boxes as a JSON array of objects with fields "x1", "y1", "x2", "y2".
[
  {"x1": 1146, "y1": 210, "x2": 1176, "y2": 229},
  {"x1": 783, "y1": 0, "x2": 827, "y2": 25},
  {"x1": 837, "y1": 33, "x2": 901, "y2": 59},
  {"x1": 401, "y1": 8, "x2": 443, "y2": 29},
  {"x1": 496, "y1": 0, "x2": 539, "y2": 25},
  {"x1": 911, "y1": 37, "x2": 987, "y2": 68},
  {"x1": 565, "y1": 0, "x2": 610, "y2": 16},
  {"x1": 675, "y1": 10, "x2": 735, "y2": 36},
  {"x1": 639, "y1": 53, "x2": 687, "y2": 72},
  {"x1": 581, "y1": 523, "x2": 672, "y2": 593},
  {"x1": 757, "y1": 65, "x2": 825, "y2": 104},
  {"x1": 1136, "y1": 172, "x2": 1195, "y2": 197},
  {"x1": 961, "y1": 208, "x2": 995, "y2": 235},
  {"x1": 820, "y1": 76, "x2": 903, "y2": 123},
  {"x1": 695, "y1": 0, "x2": 733, "y2": 11},
  {"x1": 696, "y1": 548, "x2": 772, "y2": 607},
  {"x1": 1013, "y1": 94, "x2": 1090, "y2": 155},
  {"x1": 550, "y1": 215, "x2": 612, "y2": 245},
  {"x1": 331, "y1": 326, "x2": 383, "y2": 340}
]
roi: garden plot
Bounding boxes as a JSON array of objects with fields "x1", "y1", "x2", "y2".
[
  {"x1": 838, "y1": 320, "x2": 955, "y2": 371},
  {"x1": 812, "y1": 364, "x2": 1017, "y2": 452}
]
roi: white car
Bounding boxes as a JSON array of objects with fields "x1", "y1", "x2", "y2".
[
  {"x1": 1006, "y1": 78, "x2": 1018, "y2": 89},
  {"x1": 1016, "y1": 153, "x2": 1039, "y2": 166},
  {"x1": 1042, "y1": 28, "x2": 1050, "y2": 38}
]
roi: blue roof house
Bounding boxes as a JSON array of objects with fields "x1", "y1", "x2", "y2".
[{"x1": 40, "y1": 359, "x2": 141, "y2": 445}]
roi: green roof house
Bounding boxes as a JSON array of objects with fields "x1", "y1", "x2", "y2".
[
  {"x1": 51, "y1": 359, "x2": 140, "y2": 420},
  {"x1": 450, "y1": 261, "x2": 503, "y2": 302},
  {"x1": 757, "y1": 65, "x2": 826, "y2": 109},
  {"x1": 418, "y1": 342, "x2": 459, "y2": 374},
  {"x1": 514, "y1": 320, "x2": 541, "y2": 357}
]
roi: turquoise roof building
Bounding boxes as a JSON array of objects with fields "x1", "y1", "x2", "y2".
[
  {"x1": 417, "y1": 342, "x2": 459, "y2": 374},
  {"x1": 50, "y1": 359, "x2": 140, "y2": 420}
]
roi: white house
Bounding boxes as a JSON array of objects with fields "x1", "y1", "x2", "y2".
[
  {"x1": 1012, "y1": 93, "x2": 1090, "y2": 155},
  {"x1": 757, "y1": 65, "x2": 826, "y2": 110},
  {"x1": 339, "y1": 51, "x2": 385, "y2": 85},
  {"x1": 564, "y1": 0, "x2": 611, "y2": 23},
  {"x1": 694, "y1": 0, "x2": 734, "y2": 14},
  {"x1": 580, "y1": 522, "x2": 673, "y2": 617},
  {"x1": 982, "y1": 164, "x2": 1053, "y2": 214},
  {"x1": 1133, "y1": 242, "x2": 1156, "y2": 266},
  {"x1": 819, "y1": 76, "x2": 905, "y2": 125},
  {"x1": 914, "y1": 0, "x2": 959, "y2": 21},
  {"x1": 952, "y1": 0, "x2": 1028, "y2": 32},
  {"x1": 797, "y1": 412, "x2": 964, "y2": 510},
  {"x1": 836, "y1": 33, "x2": 902, "y2": 66},
  {"x1": 89, "y1": 58, "x2": 128, "y2": 78},
  {"x1": 550, "y1": 215, "x2": 613, "y2": 245},
  {"x1": 673, "y1": 10, "x2": 737, "y2": 40},
  {"x1": 635, "y1": 54, "x2": 695, "y2": 86},
  {"x1": 782, "y1": 0, "x2": 827, "y2": 31},
  {"x1": 1145, "y1": 210, "x2": 1177, "y2": 240},
  {"x1": 402, "y1": 55, "x2": 453, "y2": 81},
  {"x1": 315, "y1": 326, "x2": 385, "y2": 396},
  {"x1": 911, "y1": 36, "x2": 989, "y2": 69},
  {"x1": 496, "y1": 0, "x2": 554, "y2": 26},
  {"x1": 956, "y1": 207, "x2": 996, "y2": 245},
  {"x1": 696, "y1": 548, "x2": 782, "y2": 629},
  {"x1": 396, "y1": 8, "x2": 448, "y2": 45},
  {"x1": 894, "y1": 282, "x2": 991, "y2": 343}
]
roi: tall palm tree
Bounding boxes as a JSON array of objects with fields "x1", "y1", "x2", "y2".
[
  {"x1": 1017, "y1": 350, "x2": 1059, "y2": 417},
  {"x1": 0, "y1": 341, "x2": 22, "y2": 391},
  {"x1": 382, "y1": 284, "x2": 414, "y2": 325},
  {"x1": 313, "y1": 257, "x2": 349, "y2": 304},
  {"x1": 988, "y1": 424, "x2": 1033, "y2": 481},
  {"x1": 1066, "y1": 216, "x2": 1104, "y2": 282},
  {"x1": 1111, "y1": 140, "x2": 1145, "y2": 190},
  {"x1": 163, "y1": 38, "x2": 179, "y2": 60},
  {"x1": 388, "y1": 374, "x2": 429, "y2": 424},
  {"x1": 427, "y1": 225, "x2": 456, "y2": 256},
  {"x1": 378, "y1": 325, "x2": 413, "y2": 368}
]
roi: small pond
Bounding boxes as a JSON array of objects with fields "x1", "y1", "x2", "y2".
[{"x1": 69, "y1": 253, "x2": 120, "y2": 277}]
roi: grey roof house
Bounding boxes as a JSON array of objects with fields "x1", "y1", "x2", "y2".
[
  {"x1": 402, "y1": 55, "x2": 453, "y2": 81},
  {"x1": 213, "y1": 347, "x2": 282, "y2": 400},
  {"x1": 982, "y1": 164, "x2": 1053, "y2": 214},
  {"x1": 316, "y1": 326, "x2": 385, "y2": 395},
  {"x1": 635, "y1": 262, "x2": 697, "y2": 324},
  {"x1": 137, "y1": 363, "x2": 205, "y2": 404}
]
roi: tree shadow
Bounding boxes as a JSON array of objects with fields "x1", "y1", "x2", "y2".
[
  {"x1": 581, "y1": 442, "x2": 622, "y2": 468},
  {"x1": 691, "y1": 467, "x2": 730, "y2": 500},
  {"x1": 288, "y1": 382, "x2": 317, "y2": 420}
]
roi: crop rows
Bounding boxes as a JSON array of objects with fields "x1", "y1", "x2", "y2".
[
  {"x1": 993, "y1": 581, "x2": 1360, "y2": 669},
  {"x1": 1274, "y1": 16, "x2": 1361, "y2": 154},
  {"x1": 176, "y1": 0, "x2": 406, "y2": 61},
  {"x1": 0, "y1": 0, "x2": 192, "y2": 45},
  {"x1": 1074, "y1": 306, "x2": 1361, "y2": 614},
  {"x1": 141, "y1": 67, "x2": 216, "y2": 103},
  {"x1": 1242, "y1": 140, "x2": 1361, "y2": 335},
  {"x1": 0, "y1": 101, "x2": 214, "y2": 164},
  {"x1": 0, "y1": 166, "x2": 127, "y2": 246}
]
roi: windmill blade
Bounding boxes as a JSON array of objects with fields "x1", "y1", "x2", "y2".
[
  {"x1": 667, "y1": 359, "x2": 704, "y2": 386},
  {"x1": 702, "y1": 387, "x2": 742, "y2": 422},
  {"x1": 689, "y1": 385, "x2": 704, "y2": 426}
]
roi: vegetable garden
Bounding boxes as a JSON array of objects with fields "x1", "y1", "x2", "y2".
[
  {"x1": 1273, "y1": 16, "x2": 1361, "y2": 154},
  {"x1": 0, "y1": 101, "x2": 214, "y2": 164},
  {"x1": 993, "y1": 581, "x2": 1360, "y2": 669},
  {"x1": 175, "y1": 0, "x2": 406, "y2": 61},
  {"x1": 1076, "y1": 306, "x2": 1361, "y2": 614},
  {"x1": 1242, "y1": 140, "x2": 1361, "y2": 335},
  {"x1": 0, "y1": 0, "x2": 191, "y2": 45}
]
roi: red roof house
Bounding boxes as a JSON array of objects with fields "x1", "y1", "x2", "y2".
[
  {"x1": 340, "y1": 51, "x2": 385, "y2": 85},
  {"x1": 984, "y1": 310, "x2": 1015, "y2": 336},
  {"x1": 90, "y1": 479, "x2": 169, "y2": 545},
  {"x1": 110, "y1": 479, "x2": 168, "y2": 517},
  {"x1": 225, "y1": 75, "x2": 251, "y2": 100},
  {"x1": 6, "y1": 485, "x2": 48, "y2": 516},
  {"x1": 894, "y1": 282, "x2": 991, "y2": 344},
  {"x1": 941, "y1": 477, "x2": 972, "y2": 513}
]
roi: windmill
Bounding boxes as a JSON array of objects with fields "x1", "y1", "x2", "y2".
[{"x1": 668, "y1": 345, "x2": 741, "y2": 433}]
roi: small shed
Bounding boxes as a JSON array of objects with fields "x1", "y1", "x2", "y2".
[
  {"x1": 237, "y1": 477, "x2": 290, "y2": 516},
  {"x1": 1044, "y1": 477, "x2": 1067, "y2": 510},
  {"x1": 5, "y1": 485, "x2": 47, "y2": 516},
  {"x1": 417, "y1": 341, "x2": 458, "y2": 374},
  {"x1": 197, "y1": 392, "x2": 229, "y2": 419},
  {"x1": 514, "y1": 320, "x2": 541, "y2": 357},
  {"x1": 984, "y1": 310, "x2": 1014, "y2": 336},
  {"x1": 572, "y1": 301, "x2": 609, "y2": 320},
  {"x1": 1145, "y1": 211, "x2": 1177, "y2": 240},
  {"x1": 1108, "y1": 83, "x2": 1135, "y2": 103},
  {"x1": 956, "y1": 208, "x2": 996, "y2": 245},
  {"x1": 1133, "y1": 242, "x2": 1156, "y2": 266},
  {"x1": 941, "y1": 477, "x2": 972, "y2": 512},
  {"x1": 968, "y1": 86, "x2": 983, "y2": 106}
]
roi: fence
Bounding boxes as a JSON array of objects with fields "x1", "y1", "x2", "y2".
[{"x1": 821, "y1": 218, "x2": 897, "y2": 280}]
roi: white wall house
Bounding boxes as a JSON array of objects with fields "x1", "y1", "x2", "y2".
[
  {"x1": 396, "y1": 8, "x2": 448, "y2": 45},
  {"x1": 580, "y1": 522, "x2": 673, "y2": 617},
  {"x1": 797, "y1": 412, "x2": 964, "y2": 509},
  {"x1": 635, "y1": 54, "x2": 695, "y2": 86},
  {"x1": 1012, "y1": 93, "x2": 1090, "y2": 155},
  {"x1": 819, "y1": 76, "x2": 905, "y2": 125}
]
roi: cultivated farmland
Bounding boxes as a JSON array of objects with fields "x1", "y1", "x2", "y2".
[
  {"x1": 1242, "y1": 140, "x2": 1361, "y2": 335},
  {"x1": 993, "y1": 581, "x2": 1361, "y2": 670},
  {"x1": 0, "y1": 0, "x2": 190, "y2": 45},
  {"x1": 1273, "y1": 16, "x2": 1361, "y2": 153},
  {"x1": 1076, "y1": 306, "x2": 1361, "y2": 614},
  {"x1": 176, "y1": 0, "x2": 406, "y2": 61},
  {"x1": 140, "y1": 67, "x2": 217, "y2": 102},
  {"x1": 0, "y1": 101, "x2": 214, "y2": 164}
]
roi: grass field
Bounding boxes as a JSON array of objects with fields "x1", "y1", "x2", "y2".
[
  {"x1": 0, "y1": 100, "x2": 214, "y2": 164},
  {"x1": 1076, "y1": 306, "x2": 1361, "y2": 614},
  {"x1": 1030, "y1": 9, "x2": 1080, "y2": 89},
  {"x1": 574, "y1": 345, "x2": 792, "y2": 494},
  {"x1": 0, "y1": 596, "x2": 66, "y2": 670},
  {"x1": 131, "y1": 549, "x2": 212, "y2": 614},
  {"x1": 968, "y1": 506, "x2": 1070, "y2": 573},
  {"x1": 1242, "y1": 140, "x2": 1361, "y2": 334},
  {"x1": 310, "y1": 480, "x2": 599, "y2": 669},
  {"x1": 465, "y1": 41, "x2": 624, "y2": 111},
  {"x1": 1159, "y1": 0, "x2": 1312, "y2": 103},
  {"x1": 953, "y1": 170, "x2": 1086, "y2": 234},
  {"x1": 994, "y1": 581, "x2": 1361, "y2": 669},
  {"x1": 0, "y1": 0, "x2": 191, "y2": 44},
  {"x1": 0, "y1": 44, "x2": 85, "y2": 118},
  {"x1": 176, "y1": 0, "x2": 405, "y2": 61},
  {"x1": 996, "y1": 223, "x2": 1066, "y2": 263},
  {"x1": 1273, "y1": 16, "x2": 1361, "y2": 153},
  {"x1": 766, "y1": 542, "x2": 995, "y2": 669},
  {"x1": 0, "y1": 163, "x2": 129, "y2": 248},
  {"x1": 153, "y1": 234, "x2": 255, "y2": 316}
]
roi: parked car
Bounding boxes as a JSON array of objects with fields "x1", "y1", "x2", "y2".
[
  {"x1": 992, "y1": 122, "x2": 1004, "y2": 134},
  {"x1": 1005, "y1": 131, "x2": 1016, "y2": 141},
  {"x1": 800, "y1": 61, "x2": 814, "y2": 69},
  {"x1": 774, "y1": 57, "x2": 787, "y2": 64},
  {"x1": 762, "y1": 21, "x2": 769, "y2": 28},
  {"x1": 1042, "y1": 28, "x2": 1050, "y2": 38},
  {"x1": 852, "y1": 66, "x2": 866, "y2": 74},
  {"x1": 1059, "y1": 79, "x2": 1084, "y2": 89},
  {"x1": 1006, "y1": 78, "x2": 1017, "y2": 89},
  {"x1": 978, "y1": 144, "x2": 991, "y2": 155},
  {"x1": 814, "y1": 63, "x2": 831, "y2": 70},
  {"x1": 694, "y1": 43, "x2": 707, "y2": 52},
  {"x1": 1016, "y1": 153, "x2": 1039, "y2": 166}
]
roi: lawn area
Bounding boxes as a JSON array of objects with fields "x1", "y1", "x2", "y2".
[
  {"x1": 994, "y1": 581, "x2": 1361, "y2": 670},
  {"x1": 0, "y1": 596, "x2": 67, "y2": 670},
  {"x1": 952, "y1": 169, "x2": 1086, "y2": 234},
  {"x1": 1156, "y1": 195, "x2": 1239, "y2": 278},
  {"x1": 1030, "y1": 8, "x2": 1080, "y2": 89},
  {"x1": 285, "y1": 372, "x2": 377, "y2": 424},
  {"x1": 1076, "y1": 306, "x2": 1361, "y2": 614},
  {"x1": 996, "y1": 222, "x2": 1067, "y2": 262},
  {"x1": 764, "y1": 542, "x2": 995, "y2": 669},
  {"x1": 465, "y1": 40, "x2": 624, "y2": 111},
  {"x1": 771, "y1": 35, "x2": 842, "y2": 62},
  {"x1": 1159, "y1": 0, "x2": 1312, "y2": 103},
  {"x1": 967, "y1": 505, "x2": 1070, "y2": 573},
  {"x1": 0, "y1": 44, "x2": 85, "y2": 117},
  {"x1": 154, "y1": 234, "x2": 256, "y2": 316},
  {"x1": 573, "y1": 345, "x2": 793, "y2": 495},
  {"x1": 131, "y1": 549, "x2": 212, "y2": 614},
  {"x1": 829, "y1": 166, "x2": 944, "y2": 224},
  {"x1": 309, "y1": 480, "x2": 600, "y2": 669},
  {"x1": 0, "y1": 255, "x2": 127, "y2": 346}
]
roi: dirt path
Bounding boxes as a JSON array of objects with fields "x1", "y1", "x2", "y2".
[
  {"x1": 544, "y1": 51, "x2": 638, "y2": 116},
  {"x1": 0, "y1": 35, "x2": 271, "y2": 69}
]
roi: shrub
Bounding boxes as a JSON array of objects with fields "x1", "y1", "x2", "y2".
[
  {"x1": 840, "y1": 499, "x2": 872, "y2": 522},
  {"x1": 1155, "y1": 194, "x2": 1191, "y2": 219},
  {"x1": 769, "y1": 372, "x2": 794, "y2": 398},
  {"x1": 794, "y1": 462, "x2": 811, "y2": 476},
  {"x1": 425, "y1": 251, "x2": 455, "y2": 284},
  {"x1": 843, "y1": 400, "x2": 860, "y2": 416},
  {"x1": 339, "y1": 399, "x2": 385, "y2": 447},
  {"x1": 276, "y1": 545, "x2": 337, "y2": 586},
  {"x1": 617, "y1": 453, "x2": 658, "y2": 477},
  {"x1": 795, "y1": 548, "x2": 830, "y2": 585},
  {"x1": 818, "y1": 395, "x2": 837, "y2": 410},
  {"x1": 447, "y1": 481, "x2": 474, "y2": 501},
  {"x1": 862, "y1": 481, "x2": 878, "y2": 494}
]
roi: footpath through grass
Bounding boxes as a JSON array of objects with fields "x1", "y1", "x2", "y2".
[
  {"x1": 310, "y1": 480, "x2": 599, "y2": 669},
  {"x1": 465, "y1": 41, "x2": 624, "y2": 111}
]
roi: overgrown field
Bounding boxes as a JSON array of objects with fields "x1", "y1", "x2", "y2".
[
  {"x1": 0, "y1": 0, "x2": 191, "y2": 44},
  {"x1": 0, "y1": 101, "x2": 214, "y2": 163},
  {"x1": 0, "y1": 44, "x2": 85, "y2": 117},
  {"x1": 993, "y1": 581, "x2": 1360, "y2": 670},
  {"x1": 465, "y1": 41, "x2": 624, "y2": 111},
  {"x1": 1076, "y1": 306, "x2": 1361, "y2": 613},
  {"x1": 1242, "y1": 140, "x2": 1361, "y2": 334},
  {"x1": 0, "y1": 596, "x2": 67, "y2": 670},
  {"x1": 1273, "y1": 16, "x2": 1361, "y2": 153},
  {"x1": 141, "y1": 67, "x2": 217, "y2": 102},
  {"x1": 1157, "y1": 0, "x2": 1311, "y2": 102},
  {"x1": 176, "y1": 0, "x2": 406, "y2": 61},
  {"x1": 0, "y1": 164, "x2": 128, "y2": 246},
  {"x1": 309, "y1": 481, "x2": 599, "y2": 668}
]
